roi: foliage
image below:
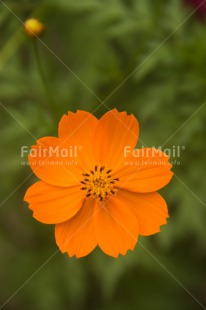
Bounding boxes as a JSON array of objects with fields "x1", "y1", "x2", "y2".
[{"x1": 0, "y1": 0, "x2": 206, "y2": 309}]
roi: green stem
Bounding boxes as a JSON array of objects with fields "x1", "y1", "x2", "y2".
[
  {"x1": 32, "y1": 39, "x2": 58, "y2": 123},
  {"x1": 0, "y1": 29, "x2": 24, "y2": 71}
]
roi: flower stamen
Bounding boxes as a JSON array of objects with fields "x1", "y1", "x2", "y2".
[{"x1": 80, "y1": 165, "x2": 119, "y2": 202}]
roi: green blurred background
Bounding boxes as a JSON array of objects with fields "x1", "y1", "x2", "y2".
[{"x1": 0, "y1": 0, "x2": 206, "y2": 309}]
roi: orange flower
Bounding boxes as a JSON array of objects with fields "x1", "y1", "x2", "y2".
[{"x1": 24, "y1": 109, "x2": 173, "y2": 258}]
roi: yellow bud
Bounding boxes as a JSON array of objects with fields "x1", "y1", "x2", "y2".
[{"x1": 24, "y1": 18, "x2": 45, "y2": 37}]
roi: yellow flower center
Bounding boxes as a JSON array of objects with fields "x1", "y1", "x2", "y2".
[{"x1": 80, "y1": 165, "x2": 119, "y2": 202}]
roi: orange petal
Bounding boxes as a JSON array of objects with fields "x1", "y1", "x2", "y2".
[
  {"x1": 55, "y1": 197, "x2": 98, "y2": 258},
  {"x1": 114, "y1": 148, "x2": 173, "y2": 192},
  {"x1": 117, "y1": 189, "x2": 169, "y2": 236},
  {"x1": 24, "y1": 181, "x2": 84, "y2": 224},
  {"x1": 94, "y1": 109, "x2": 139, "y2": 172},
  {"x1": 29, "y1": 136, "x2": 82, "y2": 187},
  {"x1": 58, "y1": 110, "x2": 98, "y2": 170},
  {"x1": 94, "y1": 197, "x2": 139, "y2": 257}
]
